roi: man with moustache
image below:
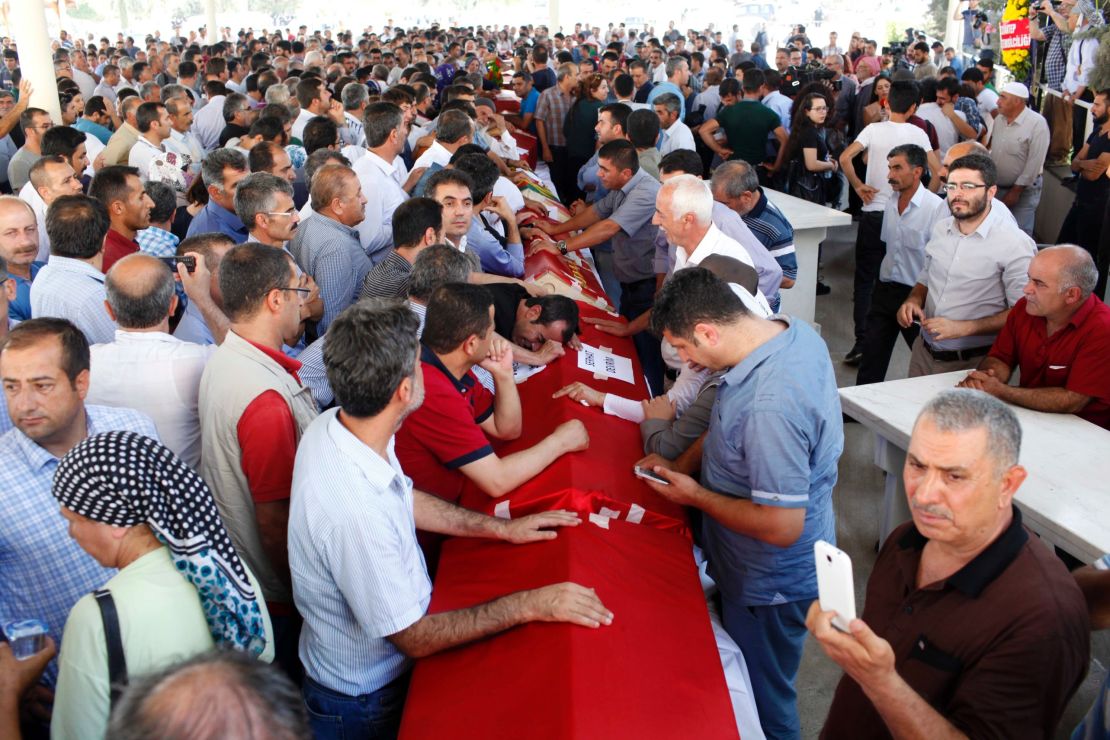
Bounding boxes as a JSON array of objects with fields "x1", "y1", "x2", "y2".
[
  {"x1": 856, "y1": 144, "x2": 947, "y2": 385},
  {"x1": 810, "y1": 390, "x2": 1089, "y2": 739},
  {"x1": 897, "y1": 154, "x2": 1036, "y2": 377}
]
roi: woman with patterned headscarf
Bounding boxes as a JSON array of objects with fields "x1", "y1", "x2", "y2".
[{"x1": 49, "y1": 431, "x2": 274, "y2": 739}]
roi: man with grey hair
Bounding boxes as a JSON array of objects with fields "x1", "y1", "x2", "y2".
[
  {"x1": 646, "y1": 55, "x2": 690, "y2": 120},
  {"x1": 102, "y1": 96, "x2": 143, "y2": 166},
  {"x1": 810, "y1": 388, "x2": 1090, "y2": 739},
  {"x1": 107, "y1": 650, "x2": 309, "y2": 740},
  {"x1": 88, "y1": 253, "x2": 219, "y2": 467},
  {"x1": 711, "y1": 160, "x2": 800, "y2": 291},
  {"x1": 412, "y1": 108, "x2": 473, "y2": 172},
  {"x1": 186, "y1": 148, "x2": 250, "y2": 242},
  {"x1": 237, "y1": 171, "x2": 301, "y2": 249},
  {"x1": 653, "y1": 93, "x2": 695, "y2": 155},
  {"x1": 220, "y1": 92, "x2": 258, "y2": 147},
  {"x1": 340, "y1": 81, "x2": 369, "y2": 148},
  {"x1": 958, "y1": 245, "x2": 1110, "y2": 428}
]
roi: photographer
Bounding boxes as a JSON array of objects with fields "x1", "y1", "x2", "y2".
[
  {"x1": 954, "y1": 0, "x2": 989, "y2": 54},
  {"x1": 1029, "y1": 0, "x2": 1078, "y2": 162}
]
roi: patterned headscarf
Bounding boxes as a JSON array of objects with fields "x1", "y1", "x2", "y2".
[{"x1": 52, "y1": 431, "x2": 266, "y2": 656}]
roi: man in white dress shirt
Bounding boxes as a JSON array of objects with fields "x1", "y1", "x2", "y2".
[
  {"x1": 411, "y1": 109, "x2": 473, "y2": 172},
  {"x1": 87, "y1": 254, "x2": 221, "y2": 468},
  {"x1": 654, "y1": 94, "x2": 695, "y2": 156},
  {"x1": 288, "y1": 299, "x2": 612, "y2": 736},
  {"x1": 352, "y1": 102, "x2": 410, "y2": 259}
]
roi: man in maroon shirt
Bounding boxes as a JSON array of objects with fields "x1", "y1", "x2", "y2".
[
  {"x1": 958, "y1": 245, "x2": 1110, "y2": 428},
  {"x1": 88, "y1": 165, "x2": 153, "y2": 273},
  {"x1": 808, "y1": 389, "x2": 1089, "y2": 739}
]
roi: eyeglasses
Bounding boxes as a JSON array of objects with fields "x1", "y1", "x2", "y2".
[
  {"x1": 264, "y1": 210, "x2": 297, "y2": 217},
  {"x1": 276, "y1": 286, "x2": 312, "y2": 296},
  {"x1": 942, "y1": 182, "x2": 987, "y2": 193}
]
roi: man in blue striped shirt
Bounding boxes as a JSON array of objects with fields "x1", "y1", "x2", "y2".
[
  {"x1": 289, "y1": 300, "x2": 612, "y2": 739},
  {"x1": 0, "y1": 318, "x2": 159, "y2": 693}
]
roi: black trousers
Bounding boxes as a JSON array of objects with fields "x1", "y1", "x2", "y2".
[
  {"x1": 856, "y1": 280, "x2": 921, "y2": 386},
  {"x1": 1069, "y1": 196, "x2": 1110, "y2": 300},
  {"x1": 852, "y1": 211, "x2": 886, "y2": 344},
  {"x1": 620, "y1": 277, "x2": 665, "y2": 397},
  {"x1": 547, "y1": 145, "x2": 576, "y2": 206}
]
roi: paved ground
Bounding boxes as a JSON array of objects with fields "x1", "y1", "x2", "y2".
[{"x1": 793, "y1": 221, "x2": 1108, "y2": 739}]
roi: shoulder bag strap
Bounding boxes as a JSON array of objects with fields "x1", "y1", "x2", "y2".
[{"x1": 93, "y1": 588, "x2": 129, "y2": 709}]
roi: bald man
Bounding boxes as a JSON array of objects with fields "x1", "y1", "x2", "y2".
[
  {"x1": 288, "y1": 164, "x2": 369, "y2": 334},
  {"x1": 86, "y1": 253, "x2": 220, "y2": 467},
  {"x1": 0, "y1": 197, "x2": 43, "y2": 322},
  {"x1": 959, "y1": 245, "x2": 1110, "y2": 428}
]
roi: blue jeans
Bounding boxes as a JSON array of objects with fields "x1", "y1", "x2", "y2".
[
  {"x1": 302, "y1": 673, "x2": 409, "y2": 740},
  {"x1": 721, "y1": 598, "x2": 809, "y2": 740}
]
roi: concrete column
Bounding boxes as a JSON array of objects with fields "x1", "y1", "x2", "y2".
[
  {"x1": 9, "y1": 0, "x2": 61, "y2": 122},
  {"x1": 548, "y1": 0, "x2": 560, "y2": 36},
  {"x1": 206, "y1": 0, "x2": 218, "y2": 45}
]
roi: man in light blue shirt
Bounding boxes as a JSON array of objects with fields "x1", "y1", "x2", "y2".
[
  {"x1": 645, "y1": 57, "x2": 689, "y2": 121},
  {"x1": 857, "y1": 144, "x2": 947, "y2": 385},
  {"x1": 0, "y1": 318, "x2": 159, "y2": 688},
  {"x1": 638, "y1": 267, "x2": 842, "y2": 740},
  {"x1": 185, "y1": 149, "x2": 250, "y2": 243},
  {"x1": 289, "y1": 300, "x2": 611, "y2": 738}
]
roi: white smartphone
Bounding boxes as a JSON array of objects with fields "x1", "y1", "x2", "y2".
[
  {"x1": 814, "y1": 540, "x2": 857, "y2": 632},
  {"x1": 633, "y1": 465, "x2": 670, "y2": 485}
]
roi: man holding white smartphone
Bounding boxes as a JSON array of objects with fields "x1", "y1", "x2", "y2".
[
  {"x1": 808, "y1": 390, "x2": 1089, "y2": 739},
  {"x1": 638, "y1": 268, "x2": 843, "y2": 740}
]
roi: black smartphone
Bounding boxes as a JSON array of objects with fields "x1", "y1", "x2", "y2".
[{"x1": 159, "y1": 255, "x2": 196, "y2": 273}]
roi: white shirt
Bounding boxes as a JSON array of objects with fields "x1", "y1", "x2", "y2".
[
  {"x1": 292, "y1": 107, "x2": 316, "y2": 144},
  {"x1": 1064, "y1": 37, "x2": 1099, "y2": 94},
  {"x1": 342, "y1": 111, "x2": 366, "y2": 148},
  {"x1": 878, "y1": 184, "x2": 948, "y2": 287},
  {"x1": 412, "y1": 140, "x2": 453, "y2": 172},
  {"x1": 288, "y1": 410, "x2": 432, "y2": 696},
  {"x1": 673, "y1": 223, "x2": 773, "y2": 318},
  {"x1": 128, "y1": 135, "x2": 188, "y2": 196},
  {"x1": 977, "y1": 87, "x2": 1000, "y2": 120},
  {"x1": 166, "y1": 128, "x2": 203, "y2": 178},
  {"x1": 652, "y1": 63, "x2": 668, "y2": 84},
  {"x1": 916, "y1": 102, "x2": 967, "y2": 158},
  {"x1": 659, "y1": 119, "x2": 696, "y2": 155},
  {"x1": 18, "y1": 182, "x2": 50, "y2": 262},
  {"x1": 191, "y1": 95, "x2": 227, "y2": 152},
  {"x1": 352, "y1": 150, "x2": 408, "y2": 262},
  {"x1": 853, "y1": 121, "x2": 933, "y2": 212},
  {"x1": 72, "y1": 68, "x2": 97, "y2": 100},
  {"x1": 493, "y1": 176, "x2": 525, "y2": 213},
  {"x1": 87, "y1": 330, "x2": 215, "y2": 468}
]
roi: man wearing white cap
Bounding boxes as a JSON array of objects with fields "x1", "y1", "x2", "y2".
[{"x1": 988, "y1": 82, "x2": 1049, "y2": 236}]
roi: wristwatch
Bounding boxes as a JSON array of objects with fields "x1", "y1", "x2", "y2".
[{"x1": 557, "y1": 240, "x2": 568, "y2": 256}]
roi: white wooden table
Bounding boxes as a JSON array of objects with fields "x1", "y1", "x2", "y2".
[
  {"x1": 765, "y1": 189, "x2": 852, "y2": 326},
  {"x1": 839, "y1": 371, "x2": 1110, "y2": 564}
]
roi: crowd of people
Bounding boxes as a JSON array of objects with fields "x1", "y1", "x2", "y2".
[{"x1": 0, "y1": 14, "x2": 1108, "y2": 740}]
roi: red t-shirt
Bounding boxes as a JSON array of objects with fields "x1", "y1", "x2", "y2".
[
  {"x1": 236, "y1": 340, "x2": 303, "y2": 503},
  {"x1": 395, "y1": 345, "x2": 495, "y2": 504},
  {"x1": 988, "y1": 294, "x2": 1110, "y2": 428},
  {"x1": 102, "y1": 228, "x2": 140, "y2": 274}
]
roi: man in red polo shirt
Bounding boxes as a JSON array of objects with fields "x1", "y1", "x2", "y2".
[
  {"x1": 89, "y1": 164, "x2": 153, "y2": 273},
  {"x1": 959, "y1": 245, "x2": 1110, "y2": 428},
  {"x1": 396, "y1": 282, "x2": 589, "y2": 506}
]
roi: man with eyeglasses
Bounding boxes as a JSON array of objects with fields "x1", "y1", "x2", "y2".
[
  {"x1": 897, "y1": 153, "x2": 1036, "y2": 377},
  {"x1": 7, "y1": 108, "x2": 52, "y2": 193},
  {"x1": 198, "y1": 242, "x2": 319, "y2": 679}
]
